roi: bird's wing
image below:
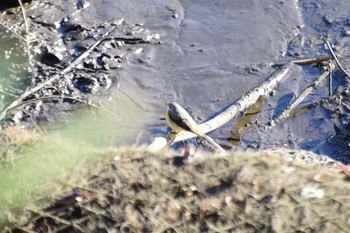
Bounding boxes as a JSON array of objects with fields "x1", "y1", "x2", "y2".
[{"x1": 168, "y1": 107, "x2": 193, "y2": 132}]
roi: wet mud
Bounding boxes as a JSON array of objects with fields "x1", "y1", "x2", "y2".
[{"x1": 1, "y1": 0, "x2": 350, "y2": 162}]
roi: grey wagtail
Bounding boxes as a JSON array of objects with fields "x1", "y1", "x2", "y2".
[{"x1": 165, "y1": 102, "x2": 225, "y2": 152}]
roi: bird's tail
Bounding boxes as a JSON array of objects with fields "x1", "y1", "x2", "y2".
[{"x1": 202, "y1": 134, "x2": 226, "y2": 153}]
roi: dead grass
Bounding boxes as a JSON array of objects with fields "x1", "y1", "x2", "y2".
[
  {"x1": 0, "y1": 125, "x2": 39, "y2": 163},
  {"x1": 2, "y1": 146, "x2": 350, "y2": 233}
]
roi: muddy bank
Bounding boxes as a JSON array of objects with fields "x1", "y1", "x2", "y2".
[
  {"x1": 2, "y1": 0, "x2": 350, "y2": 162},
  {"x1": 1, "y1": 1, "x2": 350, "y2": 160}
]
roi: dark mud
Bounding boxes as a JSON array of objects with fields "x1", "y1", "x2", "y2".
[{"x1": 1, "y1": 1, "x2": 350, "y2": 159}]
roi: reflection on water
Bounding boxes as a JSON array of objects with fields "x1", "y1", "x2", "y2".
[{"x1": 0, "y1": 31, "x2": 30, "y2": 110}]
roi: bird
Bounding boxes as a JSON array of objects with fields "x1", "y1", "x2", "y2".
[{"x1": 165, "y1": 102, "x2": 225, "y2": 152}]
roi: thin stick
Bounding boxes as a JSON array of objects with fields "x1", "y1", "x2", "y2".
[
  {"x1": 18, "y1": 0, "x2": 29, "y2": 34},
  {"x1": 292, "y1": 56, "x2": 334, "y2": 65},
  {"x1": 324, "y1": 40, "x2": 350, "y2": 80},
  {"x1": 269, "y1": 69, "x2": 330, "y2": 126},
  {"x1": 203, "y1": 134, "x2": 226, "y2": 153},
  {"x1": 0, "y1": 22, "x2": 26, "y2": 41},
  {"x1": 18, "y1": 0, "x2": 32, "y2": 64},
  {"x1": 329, "y1": 62, "x2": 333, "y2": 96}
]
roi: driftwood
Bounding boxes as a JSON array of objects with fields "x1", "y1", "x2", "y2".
[
  {"x1": 269, "y1": 68, "x2": 330, "y2": 126},
  {"x1": 269, "y1": 40, "x2": 348, "y2": 126},
  {"x1": 172, "y1": 64, "x2": 292, "y2": 143},
  {"x1": 148, "y1": 64, "x2": 292, "y2": 151}
]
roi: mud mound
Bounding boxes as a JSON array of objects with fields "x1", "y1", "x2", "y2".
[{"x1": 3, "y1": 148, "x2": 350, "y2": 232}]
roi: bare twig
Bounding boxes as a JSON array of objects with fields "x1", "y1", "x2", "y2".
[
  {"x1": 202, "y1": 134, "x2": 226, "y2": 153},
  {"x1": 60, "y1": 19, "x2": 123, "y2": 75},
  {"x1": 329, "y1": 62, "x2": 333, "y2": 96},
  {"x1": 324, "y1": 40, "x2": 350, "y2": 80},
  {"x1": 0, "y1": 22, "x2": 26, "y2": 41},
  {"x1": 18, "y1": 0, "x2": 29, "y2": 34},
  {"x1": 292, "y1": 56, "x2": 334, "y2": 65},
  {"x1": 18, "y1": 0, "x2": 32, "y2": 65},
  {"x1": 269, "y1": 69, "x2": 330, "y2": 126}
]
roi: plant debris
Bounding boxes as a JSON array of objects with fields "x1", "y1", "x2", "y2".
[{"x1": 3, "y1": 147, "x2": 350, "y2": 232}]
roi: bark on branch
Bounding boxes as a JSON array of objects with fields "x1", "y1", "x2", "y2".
[
  {"x1": 269, "y1": 68, "x2": 330, "y2": 126},
  {"x1": 148, "y1": 64, "x2": 292, "y2": 151},
  {"x1": 171, "y1": 64, "x2": 292, "y2": 143}
]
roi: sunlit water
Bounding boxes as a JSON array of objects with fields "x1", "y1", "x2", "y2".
[{"x1": 0, "y1": 32, "x2": 30, "y2": 109}]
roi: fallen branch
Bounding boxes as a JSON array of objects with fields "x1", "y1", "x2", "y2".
[
  {"x1": 268, "y1": 68, "x2": 330, "y2": 126},
  {"x1": 171, "y1": 64, "x2": 292, "y2": 143},
  {"x1": 292, "y1": 56, "x2": 334, "y2": 65},
  {"x1": 148, "y1": 64, "x2": 292, "y2": 151}
]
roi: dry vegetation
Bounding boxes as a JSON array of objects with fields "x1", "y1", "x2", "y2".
[
  {"x1": 2, "y1": 144, "x2": 350, "y2": 232},
  {"x1": 0, "y1": 125, "x2": 39, "y2": 163}
]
